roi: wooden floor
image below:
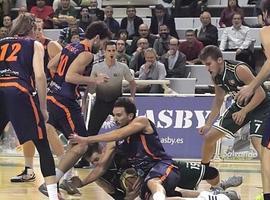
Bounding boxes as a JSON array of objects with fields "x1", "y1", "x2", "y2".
[{"x1": 0, "y1": 157, "x2": 262, "y2": 200}]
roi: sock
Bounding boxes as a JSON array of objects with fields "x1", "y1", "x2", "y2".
[
  {"x1": 63, "y1": 168, "x2": 73, "y2": 181},
  {"x1": 55, "y1": 168, "x2": 64, "y2": 182},
  {"x1": 46, "y1": 183, "x2": 58, "y2": 200},
  {"x1": 153, "y1": 192, "x2": 166, "y2": 200},
  {"x1": 24, "y1": 157, "x2": 34, "y2": 169},
  {"x1": 264, "y1": 193, "x2": 270, "y2": 200},
  {"x1": 201, "y1": 161, "x2": 210, "y2": 166}
]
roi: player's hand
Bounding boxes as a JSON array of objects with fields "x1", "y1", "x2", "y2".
[
  {"x1": 70, "y1": 176, "x2": 83, "y2": 188},
  {"x1": 198, "y1": 124, "x2": 211, "y2": 135},
  {"x1": 235, "y1": 85, "x2": 255, "y2": 106},
  {"x1": 41, "y1": 109, "x2": 49, "y2": 122},
  {"x1": 69, "y1": 134, "x2": 88, "y2": 144},
  {"x1": 95, "y1": 73, "x2": 109, "y2": 84},
  {"x1": 232, "y1": 109, "x2": 247, "y2": 125}
]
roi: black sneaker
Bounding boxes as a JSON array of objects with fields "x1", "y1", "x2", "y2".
[
  {"x1": 10, "y1": 167, "x2": 35, "y2": 182},
  {"x1": 60, "y1": 179, "x2": 81, "y2": 195},
  {"x1": 38, "y1": 183, "x2": 48, "y2": 197},
  {"x1": 74, "y1": 158, "x2": 90, "y2": 168}
]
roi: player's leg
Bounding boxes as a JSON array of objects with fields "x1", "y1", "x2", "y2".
[
  {"x1": 250, "y1": 136, "x2": 262, "y2": 158},
  {"x1": 261, "y1": 118, "x2": 270, "y2": 200},
  {"x1": 201, "y1": 128, "x2": 224, "y2": 165},
  {"x1": 10, "y1": 141, "x2": 36, "y2": 182}
]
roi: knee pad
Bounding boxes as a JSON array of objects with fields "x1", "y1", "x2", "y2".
[{"x1": 203, "y1": 166, "x2": 219, "y2": 180}]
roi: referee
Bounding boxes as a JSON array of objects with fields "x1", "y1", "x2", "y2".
[{"x1": 87, "y1": 41, "x2": 136, "y2": 135}]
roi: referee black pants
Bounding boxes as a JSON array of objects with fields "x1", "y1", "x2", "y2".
[{"x1": 87, "y1": 99, "x2": 116, "y2": 136}]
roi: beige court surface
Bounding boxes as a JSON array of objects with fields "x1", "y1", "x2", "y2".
[{"x1": 0, "y1": 157, "x2": 262, "y2": 200}]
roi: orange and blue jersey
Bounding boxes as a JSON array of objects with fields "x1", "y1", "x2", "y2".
[
  {"x1": 48, "y1": 41, "x2": 91, "y2": 100},
  {"x1": 0, "y1": 37, "x2": 35, "y2": 92},
  {"x1": 117, "y1": 120, "x2": 172, "y2": 173}
]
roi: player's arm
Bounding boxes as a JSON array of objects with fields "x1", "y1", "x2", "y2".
[
  {"x1": 47, "y1": 40, "x2": 62, "y2": 60},
  {"x1": 66, "y1": 52, "x2": 108, "y2": 85},
  {"x1": 47, "y1": 52, "x2": 61, "y2": 73},
  {"x1": 236, "y1": 65, "x2": 266, "y2": 113},
  {"x1": 33, "y1": 41, "x2": 48, "y2": 119},
  {"x1": 205, "y1": 85, "x2": 225, "y2": 126},
  {"x1": 70, "y1": 117, "x2": 149, "y2": 144},
  {"x1": 236, "y1": 27, "x2": 270, "y2": 104},
  {"x1": 81, "y1": 142, "x2": 117, "y2": 187}
]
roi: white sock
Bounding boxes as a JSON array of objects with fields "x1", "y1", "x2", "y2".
[
  {"x1": 152, "y1": 192, "x2": 166, "y2": 200},
  {"x1": 24, "y1": 157, "x2": 34, "y2": 169},
  {"x1": 46, "y1": 183, "x2": 58, "y2": 200},
  {"x1": 55, "y1": 168, "x2": 64, "y2": 182},
  {"x1": 63, "y1": 168, "x2": 73, "y2": 180}
]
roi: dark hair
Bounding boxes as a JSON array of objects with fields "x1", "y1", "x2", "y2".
[
  {"x1": 80, "y1": 6, "x2": 90, "y2": 12},
  {"x1": 155, "y1": 4, "x2": 165, "y2": 11},
  {"x1": 104, "y1": 40, "x2": 116, "y2": 49},
  {"x1": 185, "y1": 29, "x2": 195, "y2": 35},
  {"x1": 228, "y1": 0, "x2": 240, "y2": 8},
  {"x1": 116, "y1": 29, "x2": 129, "y2": 40},
  {"x1": 126, "y1": 5, "x2": 136, "y2": 10},
  {"x1": 114, "y1": 97, "x2": 136, "y2": 119},
  {"x1": 85, "y1": 21, "x2": 112, "y2": 40},
  {"x1": 83, "y1": 143, "x2": 101, "y2": 159},
  {"x1": 199, "y1": 45, "x2": 223, "y2": 61},
  {"x1": 261, "y1": 0, "x2": 270, "y2": 14}
]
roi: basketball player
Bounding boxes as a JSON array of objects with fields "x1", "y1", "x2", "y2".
[
  {"x1": 0, "y1": 13, "x2": 58, "y2": 199},
  {"x1": 69, "y1": 97, "x2": 200, "y2": 200},
  {"x1": 10, "y1": 19, "x2": 65, "y2": 183},
  {"x1": 38, "y1": 21, "x2": 112, "y2": 196},
  {"x1": 69, "y1": 142, "x2": 242, "y2": 200},
  {"x1": 198, "y1": 45, "x2": 270, "y2": 167},
  {"x1": 235, "y1": 1, "x2": 270, "y2": 199}
]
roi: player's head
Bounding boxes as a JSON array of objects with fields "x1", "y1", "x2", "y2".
[
  {"x1": 83, "y1": 143, "x2": 102, "y2": 165},
  {"x1": 104, "y1": 41, "x2": 117, "y2": 60},
  {"x1": 113, "y1": 97, "x2": 137, "y2": 127},
  {"x1": 85, "y1": 21, "x2": 112, "y2": 53},
  {"x1": 199, "y1": 45, "x2": 224, "y2": 78},
  {"x1": 261, "y1": 0, "x2": 270, "y2": 25},
  {"x1": 9, "y1": 13, "x2": 36, "y2": 37}
]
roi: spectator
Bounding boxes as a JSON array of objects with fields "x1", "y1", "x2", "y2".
[
  {"x1": 0, "y1": 26, "x2": 8, "y2": 38},
  {"x1": 70, "y1": 31, "x2": 81, "y2": 43},
  {"x1": 3, "y1": 15, "x2": 12, "y2": 33},
  {"x1": 78, "y1": 6, "x2": 91, "y2": 31},
  {"x1": 138, "y1": 48, "x2": 167, "y2": 93},
  {"x1": 53, "y1": 0, "x2": 79, "y2": 11},
  {"x1": 179, "y1": 29, "x2": 204, "y2": 64},
  {"x1": 53, "y1": 0, "x2": 77, "y2": 28},
  {"x1": 0, "y1": 0, "x2": 11, "y2": 19},
  {"x1": 129, "y1": 23, "x2": 158, "y2": 54},
  {"x1": 153, "y1": 24, "x2": 173, "y2": 57},
  {"x1": 219, "y1": 12, "x2": 255, "y2": 70},
  {"x1": 255, "y1": 0, "x2": 264, "y2": 27},
  {"x1": 219, "y1": 0, "x2": 244, "y2": 28},
  {"x1": 58, "y1": 18, "x2": 84, "y2": 46},
  {"x1": 87, "y1": 0, "x2": 104, "y2": 22},
  {"x1": 150, "y1": 4, "x2": 178, "y2": 38},
  {"x1": 104, "y1": 6, "x2": 119, "y2": 39},
  {"x1": 30, "y1": 0, "x2": 54, "y2": 29},
  {"x1": 130, "y1": 38, "x2": 149, "y2": 76},
  {"x1": 116, "y1": 29, "x2": 131, "y2": 55},
  {"x1": 160, "y1": 38, "x2": 187, "y2": 78},
  {"x1": 196, "y1": 11, "x2": 218, "y2": 46},
  {"x1": 116, "y1": 39, "x2": 131, "y2": 65},
  {"x1": 117, "y1": 54, "x2": 130, "y2": 66},
  {"x1": 120, "y1": 6, "x2": 144, "y2": 39}
]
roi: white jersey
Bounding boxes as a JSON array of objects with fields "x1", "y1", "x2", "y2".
[{"x1": 198, "y1": 191, "x2": 230, "y2": 200}]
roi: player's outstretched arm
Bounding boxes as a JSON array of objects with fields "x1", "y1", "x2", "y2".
[{"x1": 69, "y1": 117, "x2": 149, "y2": 144}]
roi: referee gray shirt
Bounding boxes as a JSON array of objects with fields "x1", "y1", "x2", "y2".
[{"x1": 91, "y1": 60, "x2": 134, "y2": 102}]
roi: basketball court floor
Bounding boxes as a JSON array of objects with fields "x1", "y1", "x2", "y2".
[{"x1": 0, "y1": 157, "x2": 262, "y2": 200}]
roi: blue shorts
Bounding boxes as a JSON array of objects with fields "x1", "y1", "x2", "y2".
[
  {"x1": 47, "y1": 94, "x2": 87, "y2": 138},
  {"x1": 141, "y1": 160, "x2": 180, "y2": 199},
  {"x1": 0, "y1": 79, "x2": 47, "y2": 144}
]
